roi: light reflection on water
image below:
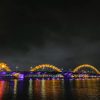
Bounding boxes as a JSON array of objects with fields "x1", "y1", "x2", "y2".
[
  {"x1": 72, "y1": 79, "x2": 100, "y2": 100},
  {"x1": 13, "y1": 79, "x2": 18, "y2": 96},
  {"x1": 0, "y1": 81, "x2": 5, "y2": 100},
  {"x1": 0, "y1": 79, "x2": 100, "y2": 100},
  {"x1": 28, "y1": 79, "x2": 33, "y2": 100}
]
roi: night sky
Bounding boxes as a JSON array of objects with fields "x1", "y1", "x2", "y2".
[{"x1": 0, "y1": 1, "x2": 100, "y2": 71}]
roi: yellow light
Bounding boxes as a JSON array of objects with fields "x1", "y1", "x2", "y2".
[
  {"x1": 30, "y1": 64, "x2": 62, "y2": 72},
  {"x1": 73, "y1": 64, "x2": 100, "y2": 74},
  {"x1": 0, "y1": 63, "x2": 11, "y2": 71}
]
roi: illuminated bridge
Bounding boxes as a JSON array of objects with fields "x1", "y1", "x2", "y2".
[
  {"x1": 64, "y1": 64, "x2": 100, "y2": 79},
  {"x1": 0, "y1": 63, "x2": 100, "y2": 79},
  {"x1": 26, "y1": 64, "x2": 63, "y2": 79}
]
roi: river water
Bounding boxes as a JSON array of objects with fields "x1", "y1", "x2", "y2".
[{"x1": 0, "y1": 79, "x2": 100, "y2": 100}]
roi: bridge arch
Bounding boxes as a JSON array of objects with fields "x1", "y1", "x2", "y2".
[
  {"x1": 0, "y1": 63, "x2": 11, "y2": 71},
  {"x1": 30, "y1": 64, "x2": 62, "y2": 72},
  {"x1": 73, "y1": 64, "x2": 100, "y2": 74}
]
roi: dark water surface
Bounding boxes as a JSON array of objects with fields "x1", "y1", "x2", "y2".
[{"x1": 0, "y1": 79, "x2": 100, "y2": 100}]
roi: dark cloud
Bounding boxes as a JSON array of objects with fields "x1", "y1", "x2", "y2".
[{"x1": 0, "y1": 1, "x2": 100, "y2": 70}]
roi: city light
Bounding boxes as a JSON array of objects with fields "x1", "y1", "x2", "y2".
[{"x1": 0, "y1": 62, "x2": 99, "y2": 79}]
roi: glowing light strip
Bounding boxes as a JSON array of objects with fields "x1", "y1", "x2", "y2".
[
  {"x1": 73, "y1": 64, "x2": 100, "y2": 74},
  {"x1": 30, "y1": 64, "x2": 62, "y2": 72},
  {"x1": 0, "y1": 63, "x2": 11, "y2": 71}
]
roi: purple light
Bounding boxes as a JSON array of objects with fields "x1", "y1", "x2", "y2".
[
  {"x1": 69, "y1": 79, "x2": 73, "y2": 81},
  {"x1": 36, "y1": 78, "x2": 39, "y2": 80},
  {"x1": 19, "y1": 74, "x2": 24, "y2": 79},
  {"x1": 37, "y1": 72, "x2": 41, "y2": 74},
  {"x1": 57, "y1": 78, "x2": 59, "y2": 80},
  {"x1": 12, "y1": 72, "x2": 16, "y2": 75},
  {"x1": 47, "y1": 78, "x2": 50, "y2": 80},
  {"x1": 30, "y1": 78, "x2": 32, "y2": 80},
  {"x1": 1, "y1": 72, "x2": 6, "y2": 75}
]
